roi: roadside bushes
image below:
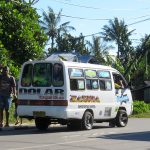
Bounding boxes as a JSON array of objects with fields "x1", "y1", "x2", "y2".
[{"x1": 133, "y1": 100, "x2": 150, "y2": 115}]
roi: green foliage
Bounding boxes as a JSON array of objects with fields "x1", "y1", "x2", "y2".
[
  {"x1": 40, "y1": 7, "x2": 75, "y2": 51},
  {"x1": 126, "y1": 35, "x2": 150, "y2": 86},
  {"x1": 9, "y1": 103, "x2": 15, "y2": 123},
  {"x1": 101, "y1": 17, "x2": 136, "y2": 80},
  {"x1": 0, "y1": 41, "x2": 20, "y2": 78},
  {"x1": 5, "y1": 104, "x2": 33, "y2": 124},
  {"x1": 0, "y1": 1, "x2": 149, "y2": 88},
  {"x1": 55, "y1": 33, "x2": 88, "y2": 55},
  {"x1": 101, "y1": 17, "x2": 134, "y2": 61},
  {"x1": 0, "y1": 1, "x2": 48, "y2": 66},
  {"x1": 87, "y1": 36, "x2": 111, "y2": 65},
  {"x1": 133, "y1": 101, "x2": 150, "y2": 115},
  {"x1": 2, "y1": 103, "x2": 15, "y2": 124}
]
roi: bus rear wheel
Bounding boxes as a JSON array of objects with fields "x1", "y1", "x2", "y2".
[
  {"x1": 82, "y1": 111, "x2": 94, "y2": 130},
  {"x1": 35, "y1": 118, "x2": 49, "y2": 130}
]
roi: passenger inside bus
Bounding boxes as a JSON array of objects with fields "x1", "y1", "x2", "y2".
[
  {"x1": 53, "y1": 64, "x2": 63, "y2": 86},
  {"x1": 113, "y1": 75, "x2": 125, "y2": 89}
]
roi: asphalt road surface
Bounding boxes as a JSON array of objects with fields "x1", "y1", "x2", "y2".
[{"x1": 0, "y1": 118, "x2": 150, "y2": 150}]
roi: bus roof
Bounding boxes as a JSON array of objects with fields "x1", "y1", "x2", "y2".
[
  {"x1": 62, "y1": 61, "x2": 116, "y2": 71},
  {"x1": 23, "y1": 60, "x2": 118, "y2": 72}
]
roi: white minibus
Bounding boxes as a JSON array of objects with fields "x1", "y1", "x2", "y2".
[{"x1": 18, "y1": 60, "x2": 133, "y2": 130}]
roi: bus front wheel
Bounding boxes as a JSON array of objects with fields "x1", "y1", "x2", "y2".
[{"x1": 116, "y1": 110, "x2": 128, "y2": 127}]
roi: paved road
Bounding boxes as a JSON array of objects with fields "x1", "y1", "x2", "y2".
[{"x1": 0, "y1": 118, "x2": 150, "y2": 150}]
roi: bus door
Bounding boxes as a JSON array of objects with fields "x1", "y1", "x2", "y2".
[
  {"x1": 97, "y1": 70, "x2": 115, "y2": 117},
  {"x1": 112, "y1": 73, "x2": 132, "y2": 106}
]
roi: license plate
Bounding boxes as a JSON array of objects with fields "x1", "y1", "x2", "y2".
[{"x1": 33, "y1": 111, "x2": 45, "y2": 117}]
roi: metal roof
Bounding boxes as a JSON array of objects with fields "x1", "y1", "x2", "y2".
[{"x1": 45, "y1": 52, "x2": 99, "y2": 64}]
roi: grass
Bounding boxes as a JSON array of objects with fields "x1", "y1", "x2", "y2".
[
  {"x1": 3, "y1": 103, "x2": 34, "y2": 125},
  {"x1": 131, "y1": 100, "x2": 150, "y2": 118},
  {"x1": 130, "y1": 112, "x2": 150, "y2": 118},
  {"x1": 129, "y1": 100, "x2": 150, "y2": 118}
]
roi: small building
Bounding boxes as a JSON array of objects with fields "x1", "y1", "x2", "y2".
[
  {"x1": 46, "y1": 52, "x2": 99, "y2": 64},
  {"x1": 131, "y1": 81, "x2": 150, "y2": 103},
  {"x1": 144, "y1": 81, "x2": 150, "y2": 103},
  {"x1": 131, "y1": 88, "x2": 144, "y2": 101}
]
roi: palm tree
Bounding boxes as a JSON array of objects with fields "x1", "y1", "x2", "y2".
[
  {"x1": 101, "y1": 17, "x2": 134, "y2": 59},
  {"x1": 124, "y1": 35, "x2": 150, "y2": 80},
  {"x1": 87, "y1": 36, "x2": 112, "y2": 64},
  {"x1": 40, "y1": 7, "x2": 75, "y2": 51}
]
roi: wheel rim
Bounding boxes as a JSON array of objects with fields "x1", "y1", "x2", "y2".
[
  {"x1": 120, "y1": 113, "x2": 128, "y2": 126},
  {"x1": 85, "y1": 114, "x2": 93, "y2": 129}
]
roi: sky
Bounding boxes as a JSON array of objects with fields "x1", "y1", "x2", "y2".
[{"x1": 34, "y1": 0, "x2": 150, "y2": 53}]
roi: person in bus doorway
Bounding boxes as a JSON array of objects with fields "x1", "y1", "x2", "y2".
[{"x1": 0, "y1": 66, "x2": 16, "y2": 127}]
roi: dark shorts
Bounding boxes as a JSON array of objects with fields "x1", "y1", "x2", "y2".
[{"x1": 0, "y1": 95, "x2": 12, "y2": 110}]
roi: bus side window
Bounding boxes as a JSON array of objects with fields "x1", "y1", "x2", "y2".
[
  {"x1": 86, "y1": 79, "x2": 99, "y2": 90},
  {"x1": 99, "y1": 80, "x2": 105, "y2": 90},
  {"x1": 70, "y1": 79, "x2": 85, "y2": 90},
  {"x1": 69, "y1": 68, "x2": 84, "y2": 91},
  {"x1": 70, "y1": 79, "x2": 78, "y2": 90},
  {"x1": 86, "y1": 79, "x2": 92, "y2": 89},
  {"x1": 98, "y1": 71, "x2": 112, "y2": 91},
  {"x1": 85, "y1": 69, "x2": 98, "y2": 90}
]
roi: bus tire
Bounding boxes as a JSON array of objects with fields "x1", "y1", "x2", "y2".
[
  {"x1": 35, "y1": 118, "x2": 49, "y2": 130},
  {"x1": 116, "y1": 110, "x2": 128, "y2": 127},
  {"x1": 82, "y1": 111, "x2": 94, "y2": 130}
]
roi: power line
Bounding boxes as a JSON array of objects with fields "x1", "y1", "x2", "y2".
[
  {"x1": 78, "y1": 17, "x2": 150, "y2": 38},
  {"x1": 128, "y1": 15, "x2": 150, "y2": 20},
  {"x1": 60, "y1": 14, "x2": 110, "y2": 21},
  {"x1": 49, "y1": 0, "x2": 150, "y2": 24},
  {"x1": 50, "y1": 0, "x2": 150, "y2": 12},
  {"x1": 37, "y1": 8, "x2": 150, "y2": 39},
  {"x1": 37, "y1": 8, "x2": 110, "y2": 21},
  {"x1": 60, "y1": 13, "x2": 150, "y2": 22},
  {"x1": 50, "y1": 0, "x2": 106, "y2": 10},
  {"x1": 37, "y1": 6, "x2": 150, "y2": 22},
  {"x1": 128, "y1": 17, "x2": 150, "y2": 25}
]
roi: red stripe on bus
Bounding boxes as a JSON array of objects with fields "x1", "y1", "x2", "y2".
[{"x1": 18, "y1": 100, "x2": 68, "y2": 106}]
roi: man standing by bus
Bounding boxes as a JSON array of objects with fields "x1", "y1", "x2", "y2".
[{"x1": 0, "y1": 66, "x2": 16, "y2": 127}]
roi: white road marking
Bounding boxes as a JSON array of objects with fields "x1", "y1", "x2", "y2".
[
  {"x1": 108, "y1": 132, "x2": 116, "y2": 134},
  {"x1": 62, "y1": 132, "x2": 106, "y2": 138},
  {"x1": 62, "y1": 134, "x2": 81, "y2": 138},
  {"x1": 62, "y1": 131, "x2": 117, "y2": 139}
]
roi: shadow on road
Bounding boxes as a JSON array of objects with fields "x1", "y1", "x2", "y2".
[
  {"x1": 0, "y1": 124, "x2": 110, "y2": 136},
  {"x1": 96, "y1": 131, "x2": 150, "y2": 142}
]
